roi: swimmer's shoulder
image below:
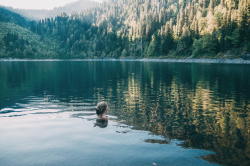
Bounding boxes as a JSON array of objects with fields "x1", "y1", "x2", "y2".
[{"x1": 96, "y1": 117, "x2": 108, "y2": 121}]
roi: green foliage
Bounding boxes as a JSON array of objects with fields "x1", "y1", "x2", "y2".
[
  {"x1": 0, "y1": 7, "x2": 28, "y2": 28},
  {"x1": 0, "y1": 22, "x2": 59, "y2": 59},
  {"x1": 228, "y1": 29, "x2": 240, "y2": 48},
  {"x1": 202, "y1": 9, "x2": 208, "y2": 17},
  {"x1": 147, "y1": 35, "x2": 157, "y2": 57},
  {"x1": 1, "y1": 0, "x2": 249, "y2": 59},
  {"x1": 192, "y1": 33, "x2": 218, "y2": 58},
  {"x1": 121, "y1": 49, "x2": 128, "y2": 57}
]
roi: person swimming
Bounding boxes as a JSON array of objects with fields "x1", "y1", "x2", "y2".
[
  {"x1": 95, "y1": 101, "x2": 108, "y2": 120},
  {"x1": 94, "y1": 101, "x2": 108, "y2": 128}
]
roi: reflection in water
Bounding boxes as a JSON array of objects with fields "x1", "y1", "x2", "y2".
[
  {"x1": 0, "y1": 61, "x2": 250, "y2": 165},
  {"x1": 144, "y1": 139, "x2": 170, "y2": 145},
  {"x1": 94, "y1": 119, "x2": 108, "y2": 128}
]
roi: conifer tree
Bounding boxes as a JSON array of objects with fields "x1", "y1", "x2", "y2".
[
  {"x1": 207, "y1": 10, "x2": 218, "y2": 34},
  {"x1": 147, "y1": 34, "x2": 157, "y2": 57},
  {"x1": 189, "y1": 2, "x2": 194, "y2": 23}
]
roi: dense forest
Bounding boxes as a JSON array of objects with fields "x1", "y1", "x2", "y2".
[{"x1": 0, "y1": 0, "x2": 250, "y2": 59}]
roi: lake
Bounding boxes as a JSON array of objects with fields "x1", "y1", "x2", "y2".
[{"x1": 0, "y1": 61, "x2": 250, "y2": 166}]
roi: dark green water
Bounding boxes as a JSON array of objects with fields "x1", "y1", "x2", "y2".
[{"x1": 0, "y1": 61, "x2": 250, "y2": 166}]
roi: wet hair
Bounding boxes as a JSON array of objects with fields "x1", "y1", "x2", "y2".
[{"x1": 95, "y1": 102, "x2": 108, "y2": 115}]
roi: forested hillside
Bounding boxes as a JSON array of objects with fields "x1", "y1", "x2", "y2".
[
  {"x1": 0, "y1": 7, "x2": 59, "y2": 58},
  {"x1": 0, "y1": 6, "x2": 49, "y2": 21},
  {"x1": 0, "y1": 7, "x2": 29, "y2": 28},
  {"x1": 1, "y1": 0, "x2": 250, "y2": 59}
]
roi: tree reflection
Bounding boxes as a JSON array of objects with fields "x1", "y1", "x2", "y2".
[
  {"x1": 106, "y1": 62, "x2": 250, "y2": 166},
  {"x1": 0, "y1": 61, "x2": 250, "y2": 165}
]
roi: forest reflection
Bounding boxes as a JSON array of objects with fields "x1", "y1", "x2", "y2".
[
  {"x1": 102, "y1": 62, "x2": 250, "y2": 166},
  {"x1": 0, "y1": 61, "x2": 250, "y2": 165}
]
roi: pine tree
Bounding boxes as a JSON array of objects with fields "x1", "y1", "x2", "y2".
[
  {"x1": 147, "y1": 34, "x2": 157, "y2": 57},
  {"x1": 195, "y1": 20, "x2": 199, "y2": 39},
  {"x1": 207, "y1": 10, "x2": 218, "y2": 34},
  {"x1": 177, "y1": 7, "x2": 184, "y2": 36},
  {"x1": 189, "y1": 2, "x2": 194, "y2": 23},
  {"x1": 146, "y1": 24, "x2": 150, "y2": 41},
  {"x1": 29, "y1": 21, "x2": 34, "y2": 32},
  {"x1": 159, "y1": 26, "x2": 163, "y2": 55},
  {"x1": 159, "y1": 9, "x2": 163, "y2": 26},
  {"x1": 227, "y1": 1, "x2": 232, "y2": 24}
]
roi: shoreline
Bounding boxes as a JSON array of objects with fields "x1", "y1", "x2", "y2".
[{"x1": 1, "y1": 58, "x2": 250, "y2": 64}]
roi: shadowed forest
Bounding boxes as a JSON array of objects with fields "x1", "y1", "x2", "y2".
[{"x1": 0, "y1": 0, "x2": 250, "y2": 59}]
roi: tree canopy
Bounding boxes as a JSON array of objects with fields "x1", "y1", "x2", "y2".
[{"x1": 1, "y1": 0, "x2": 250, "y2": 59}]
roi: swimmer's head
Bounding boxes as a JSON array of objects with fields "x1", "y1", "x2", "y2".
[{"x1": 95, "y1": 101, "x2": 108, "y2": 115}]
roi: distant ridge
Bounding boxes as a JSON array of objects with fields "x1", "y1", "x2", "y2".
[
  {"x1": 0, "y1": 0, "x2": 98, "y2": 20},
  {"x1": 45, "y1": 0, "x2": 98, "y2": 19},
  {"x1": 0, "y1": 5, "x2": 49, "y2": 20}
]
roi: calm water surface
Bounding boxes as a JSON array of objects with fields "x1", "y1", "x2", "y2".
[{"x1": 0, "y1": 61, "x2": 250, "y2": 166}]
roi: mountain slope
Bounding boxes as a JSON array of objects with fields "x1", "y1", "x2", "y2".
[
  {"x1": 1, "y1": 0, "x2": 250, "y2": 59},
  {"x1": 0, "y1": 7, "x2": 59, "y2": 59},
  {"x1": 30, "y1": 0, "x2": 250, "y2": 59},
  {"x1": 0, "y1": 6, "x2": 49, "y2": 21},
  {"x1": 0, "y1": 7, "x2": 28, "y2": 27},
  {"x1": 0, "y1": 0, "x2": 98, "y2": 20},
  {"x1": 0, "y1": 22, "x2": 60, "y2": 59},
  {"x1": 45, "y1": 0, "x2": 98, "y2": 19}
]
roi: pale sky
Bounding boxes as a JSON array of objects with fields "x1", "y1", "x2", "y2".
[{"x1": 0, "y1": 0, "x2": 103, "y2": 10}]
